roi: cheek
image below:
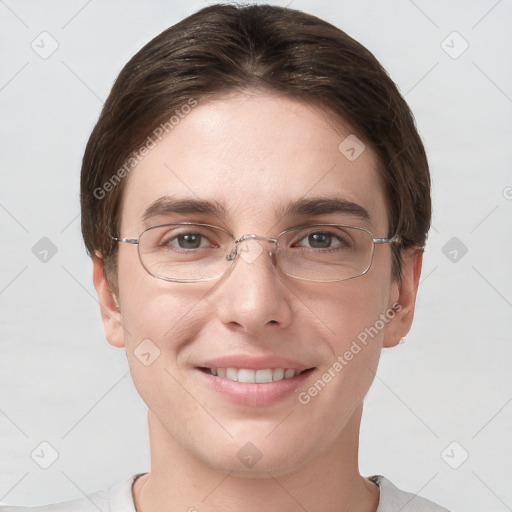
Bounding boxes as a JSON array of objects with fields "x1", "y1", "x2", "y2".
[
  {"x1": 302, "y1": 276, "x2": 393, "y2": 406},
  {"x1": 312, "y1": 272, "x2": 392, "y2": 348},
  {"x1": 118, "y1": 277, "x2": 206, "y2": 427},
  {"x1": 116, "y1": 248, "x2": 207, "y2": 373},
  {"x1": 117, "y1": 246, "x2": 196, "y2": 331}
]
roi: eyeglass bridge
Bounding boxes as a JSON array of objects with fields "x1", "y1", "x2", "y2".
[{"x1": 226, "y1": 234, "x2": 279, "y2": 262}]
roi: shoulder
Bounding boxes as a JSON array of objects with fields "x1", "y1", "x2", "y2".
[
  {"x1": 370, "y1": 475, "x2": 451, "y2": 512},
  {"x1": 0, "y1": 474, "x2": 139, "y2": 512}
]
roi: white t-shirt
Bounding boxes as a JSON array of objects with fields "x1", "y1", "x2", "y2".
[{"x1": 0, "y1": 474, "x2": 451, "y2": 511}]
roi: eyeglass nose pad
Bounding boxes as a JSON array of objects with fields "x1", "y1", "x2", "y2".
[
  {"x1": 226, "y1": 245, "x2": 238, "y2": 262},
  {"x1": 269, "y1": 243, "x2": 279, "y2": 260},
  {"x1": 225, "y1": 237, "x2": 278, "y2": 265}
]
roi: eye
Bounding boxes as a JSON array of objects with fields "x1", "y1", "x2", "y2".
[
  {"x1": 294, "y1": 230, "x2": 352, "y2": 250},
  {"x1": 160, "y1": 230, "x2": 217, "y2": 250}
]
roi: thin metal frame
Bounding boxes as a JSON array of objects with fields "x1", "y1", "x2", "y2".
[{"x1": 113, "y1": 222, "x2": 400, "y2": 283}]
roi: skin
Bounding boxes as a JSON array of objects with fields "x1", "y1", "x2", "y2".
[{"x1": 93, "y1": 90, "x2": 422, "y2": 512}]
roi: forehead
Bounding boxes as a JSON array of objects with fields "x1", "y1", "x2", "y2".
[{"x1": 120, "y1": 91, "x2": 388, "y2": 234}]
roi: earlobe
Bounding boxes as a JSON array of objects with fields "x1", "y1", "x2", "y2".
[
  {"x1": 92, "y1": 255, "x2": 126, "y2": 348},
  {"x1": 382, "y1": 248, "x2": 423, "y2": 348}
]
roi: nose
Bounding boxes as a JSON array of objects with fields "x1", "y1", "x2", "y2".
[{"x1": 212, "y1": 237, "x2": 293, "y2": 335}]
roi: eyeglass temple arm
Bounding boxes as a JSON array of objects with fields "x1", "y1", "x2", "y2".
[
  {"x1": 373, "y1": 235, "x2": 401, "y2": 244},
  {"x1": 112, "y1": 236, "x2": 139, "y2": 244}
]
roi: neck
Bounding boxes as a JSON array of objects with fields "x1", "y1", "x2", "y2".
[{"x1": 133, "y1": 405, "x2": 379, "y2": 512}]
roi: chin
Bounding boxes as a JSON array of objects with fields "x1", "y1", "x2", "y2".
[{"x1": 194, "y1": 436, "x2": 315, "y2": 479}]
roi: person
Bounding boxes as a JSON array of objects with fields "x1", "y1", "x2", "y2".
[{"x1": 1, "y1": 3, "x2": 451, "y2": 511}]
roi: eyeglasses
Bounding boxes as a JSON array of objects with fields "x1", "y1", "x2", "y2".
[{"x1": 112, "y1": 222, "x2": 400, "y2": 283}]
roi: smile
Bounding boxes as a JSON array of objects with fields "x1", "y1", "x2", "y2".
[
  {"x1": 197, "y1": 365, "x2": 316, "y2": 407},
  {"x1": 204, "y1": 367, "x2": 306, "y2": 383}
]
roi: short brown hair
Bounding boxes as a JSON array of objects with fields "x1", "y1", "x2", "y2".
[{"x1": 80, "y1": 3, "x2": 431, "y2": 287}]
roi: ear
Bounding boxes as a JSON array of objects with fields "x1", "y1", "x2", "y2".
[
  {"x1": 382, "y1": 248, "x2": 423, "y2": 348},
  {"x1": 92, "y1": 254, "x2": 126, "y2": 348}
]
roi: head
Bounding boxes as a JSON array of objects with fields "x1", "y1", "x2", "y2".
[{"x1": 81, "y1": 4, "x2": 430, "y2": 477}]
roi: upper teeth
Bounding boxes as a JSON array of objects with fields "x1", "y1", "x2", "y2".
[{"x1": 210, "y1": 368, "x2": 302, "y2": 383}]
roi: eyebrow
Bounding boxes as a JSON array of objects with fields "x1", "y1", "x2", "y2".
[
  {"x1": 142, "y1": 196, "x2": 371, "y2": 225},
  {"x1": 142, "y1": 197, "x2": 226, "y2": 224},
  {"x1": 280, "y1": 197, "x2": 371, "y2": 222}
]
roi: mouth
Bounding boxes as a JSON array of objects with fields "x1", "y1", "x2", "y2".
[
  {"x1": 195, "y1": 364, "x2": 317, "y2": 407},
  {"x1": 195, "y1": 354, "x2": 317, "y2": 406},
  {"x1": 198, "y1": 366, "x2": 314, "y2": 383}
]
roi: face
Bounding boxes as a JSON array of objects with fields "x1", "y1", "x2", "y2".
[{"x1": 94, "y1": 90, "x2": 420, "y2": 477}]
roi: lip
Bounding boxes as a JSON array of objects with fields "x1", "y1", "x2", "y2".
[
  {"x1": 195, "y1": 368, "x2": 315, "y2": 407},
  {"x1": 195, "y1": 354, "x2": 316, "y2": 407},
  {"x1": 199, "y1": 354, "x2": 313, "y2": 371}
]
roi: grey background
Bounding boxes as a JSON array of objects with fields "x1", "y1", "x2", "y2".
[{"x1": 1, "y1": 0, "x2": 511, "y2": 510}]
